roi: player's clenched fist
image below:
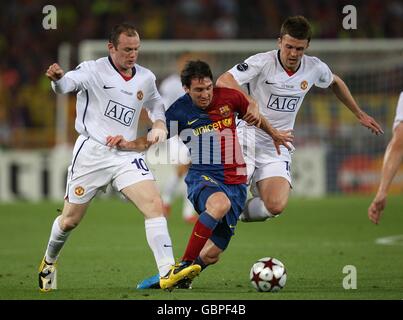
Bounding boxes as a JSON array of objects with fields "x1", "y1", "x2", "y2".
[{"x1": 46, "y1": 63, "x2": 65, "y2": 81}]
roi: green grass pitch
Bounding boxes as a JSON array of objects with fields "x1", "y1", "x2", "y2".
[{"x1": 0, "y1": 195, "x2": 402, "y2": 300}]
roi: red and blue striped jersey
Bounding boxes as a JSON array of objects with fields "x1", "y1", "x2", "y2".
[{"x1": 166, "y1": 87, "x2": 249, "y2": 184}]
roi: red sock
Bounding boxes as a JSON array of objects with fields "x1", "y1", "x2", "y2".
[{"x1": 182, "y1": 219, "x2": 214, "y2": 262}]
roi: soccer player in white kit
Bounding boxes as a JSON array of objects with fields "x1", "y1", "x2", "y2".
[
  {"x1": 368, "y1": 92, "x2": 403, "y2": 224},
  {"x1": 38, "y1": 23, "x2": 200, "y2": 292},
  {"x1": 216, "y1": 15, "x2": 384, "y2": 222}
]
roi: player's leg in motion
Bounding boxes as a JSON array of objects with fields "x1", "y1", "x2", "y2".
[
  {"x1": 178, "y1": 240, "x2": 223, "y2": 289},
  {"x1": 39, "y1": 201, "x2": 90, "y2": 292},
  {"x1": 182, "y1": 196, "x2": 198, "y2": 224},
  {"x1": 161, "y1": 163, "x2": 190, "y2": 217},
  {"x1": 176, "y1": 164, "x2": 197, "y2": 223},
  {"x1": 122, "y1": 180, "x2": 199, "y2": 290},
  {"x1": 136, "y1": 240, "x2": 224, "y2": 290},
  {"x1": 161, "y1": 170, "x2": 181, "y2": 216},
  {"x1": 240, "y1": 176, "x2": 290, "y2": 222},
  {"x1": 158, "y1": 191, "x2": 229, "y2": 289},
  {"x1": 137, "y1": 188, "x2": 239, "y2": 290}
]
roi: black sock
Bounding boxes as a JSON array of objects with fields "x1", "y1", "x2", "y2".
[{"x1": 194, "y1": 256, "x2": 208, "y2": 270}]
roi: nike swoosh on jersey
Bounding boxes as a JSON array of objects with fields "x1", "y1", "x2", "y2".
[
  {"x1": 103, "y1": 85, "x2": 115, "y2": 89},
  {"x1": 187, "y1": 119, "x2": 198, "y2": 125},
  {"x1": 265, "y1": 81, "x2": 276, "y2": 85}
]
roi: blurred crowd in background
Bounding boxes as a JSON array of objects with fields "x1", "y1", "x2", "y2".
[{"x1": 0, "y1": 0, "x2": 402, "y2": 149}]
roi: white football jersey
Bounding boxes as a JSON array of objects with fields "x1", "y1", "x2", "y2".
[
  {"x1": 229, "y1": 50, "x2": 333, "y2": 159},
  {"x1": 159, "y1": 73, "x2": 185, "y2": 110},
  {"x1": 393, "y1": 91, "x2": 403, "y2": 130},
  {"x1": 52, "y1": 57, "x2": 165, "y2": 144}
]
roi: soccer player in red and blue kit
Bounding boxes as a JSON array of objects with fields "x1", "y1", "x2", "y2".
[{"x1": 108, "y1": 60, "x2": 293, "y2": 290}]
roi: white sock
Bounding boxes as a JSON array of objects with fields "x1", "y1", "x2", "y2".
[
  {"x1": 45, "y1": 216, "x2": 71, "y2": 263},
  {"x1": 145, "y1": 217, "x2": 175, "y2": 277},
  {"x1": 161, "y1": 174, "x2": 180, "y2": 204},
  {"x1": 182, "y1": 196, "x2": 195, "y2": 219},
  {"x1": 239, "y1": 197, "x2": 275, "y2": 222}
]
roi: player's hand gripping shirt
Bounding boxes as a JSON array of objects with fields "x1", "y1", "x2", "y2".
[
  {"x1": 52, "y1": 56, "x2": 165, "y2": 144},
  {"x1": 165, "y1": 87, "x2": 249, "y2": 184},
  {"x1": 229, "y1": 50, "x2": 333, "y2": 160}
]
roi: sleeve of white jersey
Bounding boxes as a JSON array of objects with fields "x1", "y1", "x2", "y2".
[
  {"x1": 228, "y1": 53, "x2": 266, "y2": 85},
  {"x1": 314, "y1": 60, "x2": 334, "y2": 88},
  {"x1": 144, "y1": 74, "x2": 166, "y2": 123},
  {"x1": 51, "y1": 61, "x2": 93, "y2": 94},
  {"x1": 393, "y1": 92, "x2": 403, "y2": 130}
]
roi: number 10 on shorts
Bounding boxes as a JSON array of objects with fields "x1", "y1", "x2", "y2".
[{"x1": 132, "y1": 158, "x2": 149, "y2": 172}]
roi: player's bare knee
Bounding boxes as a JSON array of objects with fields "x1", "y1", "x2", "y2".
[
  {"x1": 59, "y1": 216, "x2": 79, "y2": 231},
  {"x1": 206, "y1": 194, "x2": 231, "y2": 217},
  {"x1": 265, "y1": 201, "x2": 285, "y2": 216}
]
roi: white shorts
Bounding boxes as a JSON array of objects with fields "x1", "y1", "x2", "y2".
[
  {"x1": 65, "y1": 135, "x2": 155, "y2": 204},
  {"x1": 237, "y1": 125, "x2": 293, "y2": 186},
  {"x1": 251, "y1": 161, "x2": 292, "y2": 186}
]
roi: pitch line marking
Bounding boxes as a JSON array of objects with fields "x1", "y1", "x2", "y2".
[{"x1": 375, "y1": 234, "x2": 403, "y2": 246}]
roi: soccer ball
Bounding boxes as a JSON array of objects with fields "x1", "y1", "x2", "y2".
[{"x1": 249, "y1": 257, "x2": 287, "y2": 292}]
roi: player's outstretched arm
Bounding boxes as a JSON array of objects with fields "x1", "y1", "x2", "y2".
[
  {"x1": 368, "y1": 123, "x2": 403, "y2": 224},
  {"x1": 331, "y1": 74, "x2": 384, "y2": 135},
  {"x1": 217, "y1": 72, "x2": 262, "y2": 127},
  {"x1": 106, "y1": 135, "x2": 151, "y2": 152},
  {"x1": 216, "y1": 72, "x2": 243, "y2": 92}
]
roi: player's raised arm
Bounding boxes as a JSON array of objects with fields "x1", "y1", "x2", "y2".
[
  {"x1": 46, "y1": 63, "x2": 64, "y2": 81},
  {"x1": 46, "y1": 62, "x2": 87, "y2": 94},
  {"x1": 330, "y1": 74, "x2": 384, "y2": 135},
  {"x1": 47, "y1": 63, "x2": 74, "y2": 94}
]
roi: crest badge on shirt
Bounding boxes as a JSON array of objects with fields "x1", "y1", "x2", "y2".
[
  {"x1": 74, "y1": 186, "x2": 85, "y2": 197},
  {"x1": 300, "y1": 80, "x2": 308, "y2": 90},
  {"x1": 137, "y1": 90, "x2": 144, "y2": 100},
  {"x1": 236, "y1": 62, "x2": 248, "y2": 72},
  {"x1": 219, "y1": 105, "x2": 231, "y2": 117}
]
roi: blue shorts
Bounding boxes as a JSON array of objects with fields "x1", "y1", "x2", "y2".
[{"x1": 185, "y1": 170, "x2": 247, "y2": 251}]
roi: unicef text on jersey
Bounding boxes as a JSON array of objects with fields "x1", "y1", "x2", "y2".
[{"x1": 267, "y1": 94, "x2": 300, "y2": 112}]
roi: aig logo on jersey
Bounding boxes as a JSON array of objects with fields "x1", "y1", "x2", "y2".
[
  {"x1": 267, "y1": 94, "x2": 300, "y2": 113},
  {"x1": 105, "y1": 100, "x2": 135, "y2": 126}
]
